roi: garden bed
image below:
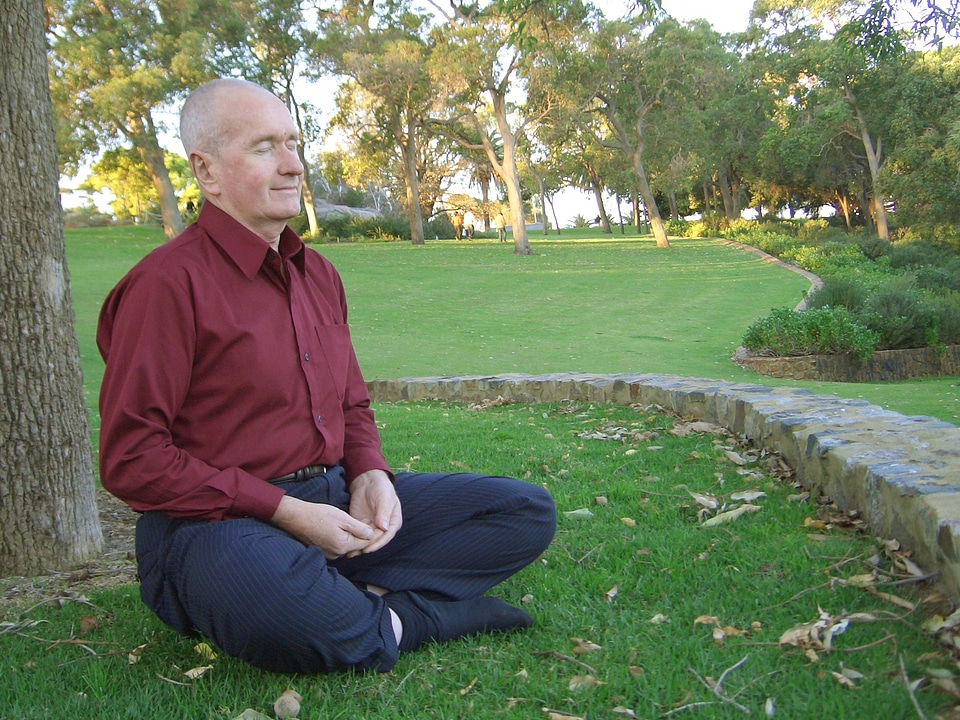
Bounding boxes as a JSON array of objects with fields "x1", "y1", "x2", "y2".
[{"x1": 733, "y1": 344, "x2": 960, "y2": 382}]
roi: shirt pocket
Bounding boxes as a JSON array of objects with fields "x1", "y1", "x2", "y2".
[{"x1": 314, "y1": 324, "x2": 352, "y2": 403}]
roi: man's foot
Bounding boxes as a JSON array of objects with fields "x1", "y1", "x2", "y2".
[{"x1": 383, "y1": 591, "x2": 533, "y2": 654}]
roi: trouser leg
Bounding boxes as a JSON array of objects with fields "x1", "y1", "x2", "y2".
[
  {"x1": 333, "y1": 471, "x2": 556, "y2": 599},
  {"x1": 134, "y1": 469, "x2": 555, "y2": 674}
]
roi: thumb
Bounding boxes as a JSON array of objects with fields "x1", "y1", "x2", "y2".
[{"x1": 343, "y1": 515, "x2": 375, "y2": 540}]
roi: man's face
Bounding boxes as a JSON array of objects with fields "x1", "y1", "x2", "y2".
[{"x1": 199, "y1": 87, "x2": 304, "y2": 242}]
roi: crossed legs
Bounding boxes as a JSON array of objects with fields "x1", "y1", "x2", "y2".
[{"x1": 135, "y1": 470, "x2": 556, "y2": 673}]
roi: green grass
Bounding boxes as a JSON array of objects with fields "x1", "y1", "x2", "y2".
[
  {"x1": 63, "y1": 225, "x2": 960, "y2": 427},
  {"x1": 3, "y1": 402, "x2": 956, "y2": 718},
  {"x1": 6, "y1": 224, "x2": 954, "y2": 718}
]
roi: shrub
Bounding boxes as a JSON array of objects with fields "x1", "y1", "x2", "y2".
[
  {"x1": 805, "y1": 278, "x2": 869, "y2": 312},
  {"x1": 930, "y1": 294, "x2": 960, "y2": 346},
  {"x1": 860, "y1": 282, "x2": 938, "y2": 350},
  {"x1": 742, "y1": 306, "x2": 879, "y2": 360},
  {"x1": 855, "y1": 236, "x2": 892, "y2": 260},
  {"x1": 915, "y1": 258, "x2": 960, "y2": 293},
  {"x1": 664, "y1": 218, "x2": 690, "y2": 237},
  {"x1": 887, "y1": 240, "x2": 950, "y2": 270}
]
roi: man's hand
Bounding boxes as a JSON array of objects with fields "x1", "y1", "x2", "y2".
[
  {"x1": 270, "y1": 495, "x2": 376, "y2": 560},
  {"x1": 348, "y1": 469, "x2": 402, "y2": 555}
]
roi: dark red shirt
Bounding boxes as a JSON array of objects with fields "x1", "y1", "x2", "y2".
[{"x1": 97, "y1": 203, "x2": 390, "y2": 521}]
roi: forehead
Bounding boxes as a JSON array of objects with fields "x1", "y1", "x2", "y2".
[{"x1": 219, "y1": 88, "x2": 298, "y2": 145}]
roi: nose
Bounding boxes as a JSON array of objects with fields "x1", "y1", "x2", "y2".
[{"x1": 281, "y1": 145, "x2": 304, "y2": 176}]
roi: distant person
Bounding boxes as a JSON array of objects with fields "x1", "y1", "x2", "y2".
[
  {"x1": 451, "y1": 211, "x2": 463, "y2": 240},
  {"x1": 463, "y1": 210, "x2": 476, "y2": 240},
  {"x1": 494, "y1": 212, "x2": 507, "y2": 242},
  {"x1": 97, "y1": 78, "x2": 556, "y2": 675}
]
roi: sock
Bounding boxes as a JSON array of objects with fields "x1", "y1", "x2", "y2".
[{"x1": 383, "y1": 591, "x2": 534, "y2": 654}]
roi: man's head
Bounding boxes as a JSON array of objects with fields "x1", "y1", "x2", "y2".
[{"x1": 180, "y1": 78, "x2": 304, "y2": 245}]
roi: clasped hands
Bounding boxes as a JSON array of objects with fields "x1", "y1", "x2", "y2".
[{"x1": 270, "y1": 469, "x2": 402, "y2": 559}]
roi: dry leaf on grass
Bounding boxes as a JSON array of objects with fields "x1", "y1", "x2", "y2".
[
  {"x1": 701, "y1": 504, "x2": 761, "y2": 528},
  {"x1": 570, "y1": 638, "x2": 603, "y2": 654},
  {"x1": 569, "y1": 674, "x2": 605, "y2": 691}
]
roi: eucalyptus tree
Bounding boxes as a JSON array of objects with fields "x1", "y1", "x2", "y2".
[
  {"x1": 315, "y1": 0, "x2": 439, "y2": 243},
  {"x1": 47, "y1": 0, "x2": 254, "y2": 238},
  {"x1": 424, "y1": 0, "x2": 592, "y2": 255},
  {"x1": 2, "y1": 0, "x2": 102, "y2": 575}
]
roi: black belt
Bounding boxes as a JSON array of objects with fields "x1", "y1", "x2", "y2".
[{"x1": 268, "y1": 464, "x2": 331, "y2": 484}]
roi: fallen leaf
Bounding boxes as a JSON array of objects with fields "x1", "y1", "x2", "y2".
[
  {"x1": 932, "y1": 677, "x2": 960, "y2": 699},
  {"x1": 542, "y1": 709, "x2": 585, "y2": 720},
  {"x1": 649, "y1": 613, "x2": 669, "y2": 625},
  {"x1": 79, "y1": 616, "x2": 99, "y2": 636},
  {"x1": 694, "y1": 616, "x2": 720, "y2": 627},
  {"x1": 563, "y1": 508, "x2": 594, "y2": 519},
  {"x1": 194, "y1": 642, "x2": 218, "y2": 660},
  {"x1": 831, "y1": 671, "x2": 858, "y2": 689},
  {"x1": 604, "y1": 586, "x2": 619, "y2": 602},
  {"x1": 702, "y1": 504, "x2": 761, "y2": 528},
  {"x1": 460, "y1": 677, "x2": 478, "y2": 696},
  {"x1": 595, "y1": 496, "x2": 608, "y2": 506},
  {"x1": 612, "y1": 706, "x2": 637, "y2": 718},
  {"x1": 844, "y1": 574, "x2": 876, "y2": 588},
  {"x1": 804, "y1": 518, "x2": 828, "y2": 530},
  {"x1": 724, "y1": 450, "x2": 747, "y2": 465},
  {"x1": 570, "y1": 638, "x2": 603, "y2": 654},
  {"x1": 183, "y1": 665, "x2": 213, "y2": 680},
  {"x1": 620, "y1": 517, "x2": 637, "y2": 528},
  {"x1": 840, "y1": 664, "x2": 865, "y2": 681},
  {"x1": 688, "y1": 490, "x2": 719, "y2": 510},
  {"x1": 569, "y1": 674, "x2": 605, "y2": 691},
  {"x1": 730, "y1": 490, "x2": 766, "y2": 502},
  {"x1": 233, "y1": 710, "x2": 271, "y2": 720},
  {"x1": 628, "y1": 665, "x2": 644, "y2": 678}
]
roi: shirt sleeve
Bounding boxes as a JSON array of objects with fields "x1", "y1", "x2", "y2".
[{"x1": 97, "y1": 263, "x2": 284, "y2": 522}]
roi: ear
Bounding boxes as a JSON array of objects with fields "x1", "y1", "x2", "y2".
[{"x1": 189, "y1": 150, "x2": 220, "y2": 198}]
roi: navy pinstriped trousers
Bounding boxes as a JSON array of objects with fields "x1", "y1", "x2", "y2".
[{"x1": 135, "y1": 466, "x2": 556, "y2": 674}]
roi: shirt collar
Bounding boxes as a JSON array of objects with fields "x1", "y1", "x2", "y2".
[{"x1": 197, "y1": 203, "x2": 305, "y2": 280}]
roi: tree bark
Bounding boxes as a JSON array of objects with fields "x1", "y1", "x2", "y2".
[
  {"x1": 0, "y1": 0, "x2": 103, "y2": 576},
  {"x1": 396, "y1": 116, "x2": 425, "y2": 245},
  {"x1": 130, "y1": 114, "x2": 183, "y2": 240},
  {"x1": 844, "y1": 82, "x2": 889, "y2": 240}
]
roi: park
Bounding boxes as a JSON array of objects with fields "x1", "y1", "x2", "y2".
[{"x1": 5, "y1": 0, "x2": 960, "y2": 718}]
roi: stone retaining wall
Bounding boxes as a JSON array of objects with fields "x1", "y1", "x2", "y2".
[
  {"x1": 368, "y1": 372, "x2": 960, "y2": 600},
  {"x1": 733, "y1": 345, "x2": 960, "y2": 383}
]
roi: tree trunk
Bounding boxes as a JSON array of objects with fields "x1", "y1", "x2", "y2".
[
  {"x1": 632, "y1": 151, "x2": 669, "y2": 247},
  {"x1": 398, "y1": 117, "x2": 425, "y2": 245},
  {"x1": 0, "y1": 0, "x2": 103, "y2": 576},
  {"x1": 592, "y1": 185, "x2": 611, "y2": 233},
  {"x1": 667, "y1": 191, "x2": 679, "y2": 221},
  {"x1": 300, "y1": 152, "x2": 320, "y2": 238},
  {"x1": 718, "y1": 168, "x2": 737, "y2": 221},
  {"x1": 132, "y1": 114, "x2": 183, "y2": 240},
  {"x1": 488, "y1": 92, "x2": 530, "y2": 255},
  {"x1": 845, "y1": 82, "x2": 889, "y2": 240}
]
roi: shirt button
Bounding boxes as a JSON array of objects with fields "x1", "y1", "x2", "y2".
[
  {"x1": 303, "y1": 352, "x2": 311, "y2": 361},
  {"x1": 316, "y1": 415, "x2": 323, "y2": 424}
]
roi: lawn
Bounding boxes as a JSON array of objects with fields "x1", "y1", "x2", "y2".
[
  {"x1": 2, "y1": 225, "x2": 956, "y2": 719},
  {"x1": 63, "y1": 225, "x2": 960, "y2": 426}
]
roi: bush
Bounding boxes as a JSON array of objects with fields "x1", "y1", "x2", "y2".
[
  {"x1": 930, "y1": 293, "x2": 960, "y2": 346},
  {"x1": 887, "y1": 240, "x2": 950, "y2": 270},
  {"x1": 855, "y1": 236, "x2": 892, "y2": 260},
  {"x1": 915, "y1": 258, "x2": 960, "y2": 293},
  {"x1": 742, "y1": 306, "x2": 879, "y2": 360},
  {"x1": 664, "y1": 218, "x2": 690, "y2": 237},
  {"x1": 860, "y1": 281, "x2": 938, "y2": 350},
  {"x1": 806, "y1": 278, "x2": 869, "y2": 312}
]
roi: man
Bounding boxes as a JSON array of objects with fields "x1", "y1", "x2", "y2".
[
  {"x1": 495, "y1": 211, "x2": 507, "y2": 243},
  {"x1": 97, "y1": 78, "x2": 556, "y2": 674}
]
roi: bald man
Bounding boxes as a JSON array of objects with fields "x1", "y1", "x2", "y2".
[{"x1": 97, "y1": 78, "x2": 556, "y2": 673}]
